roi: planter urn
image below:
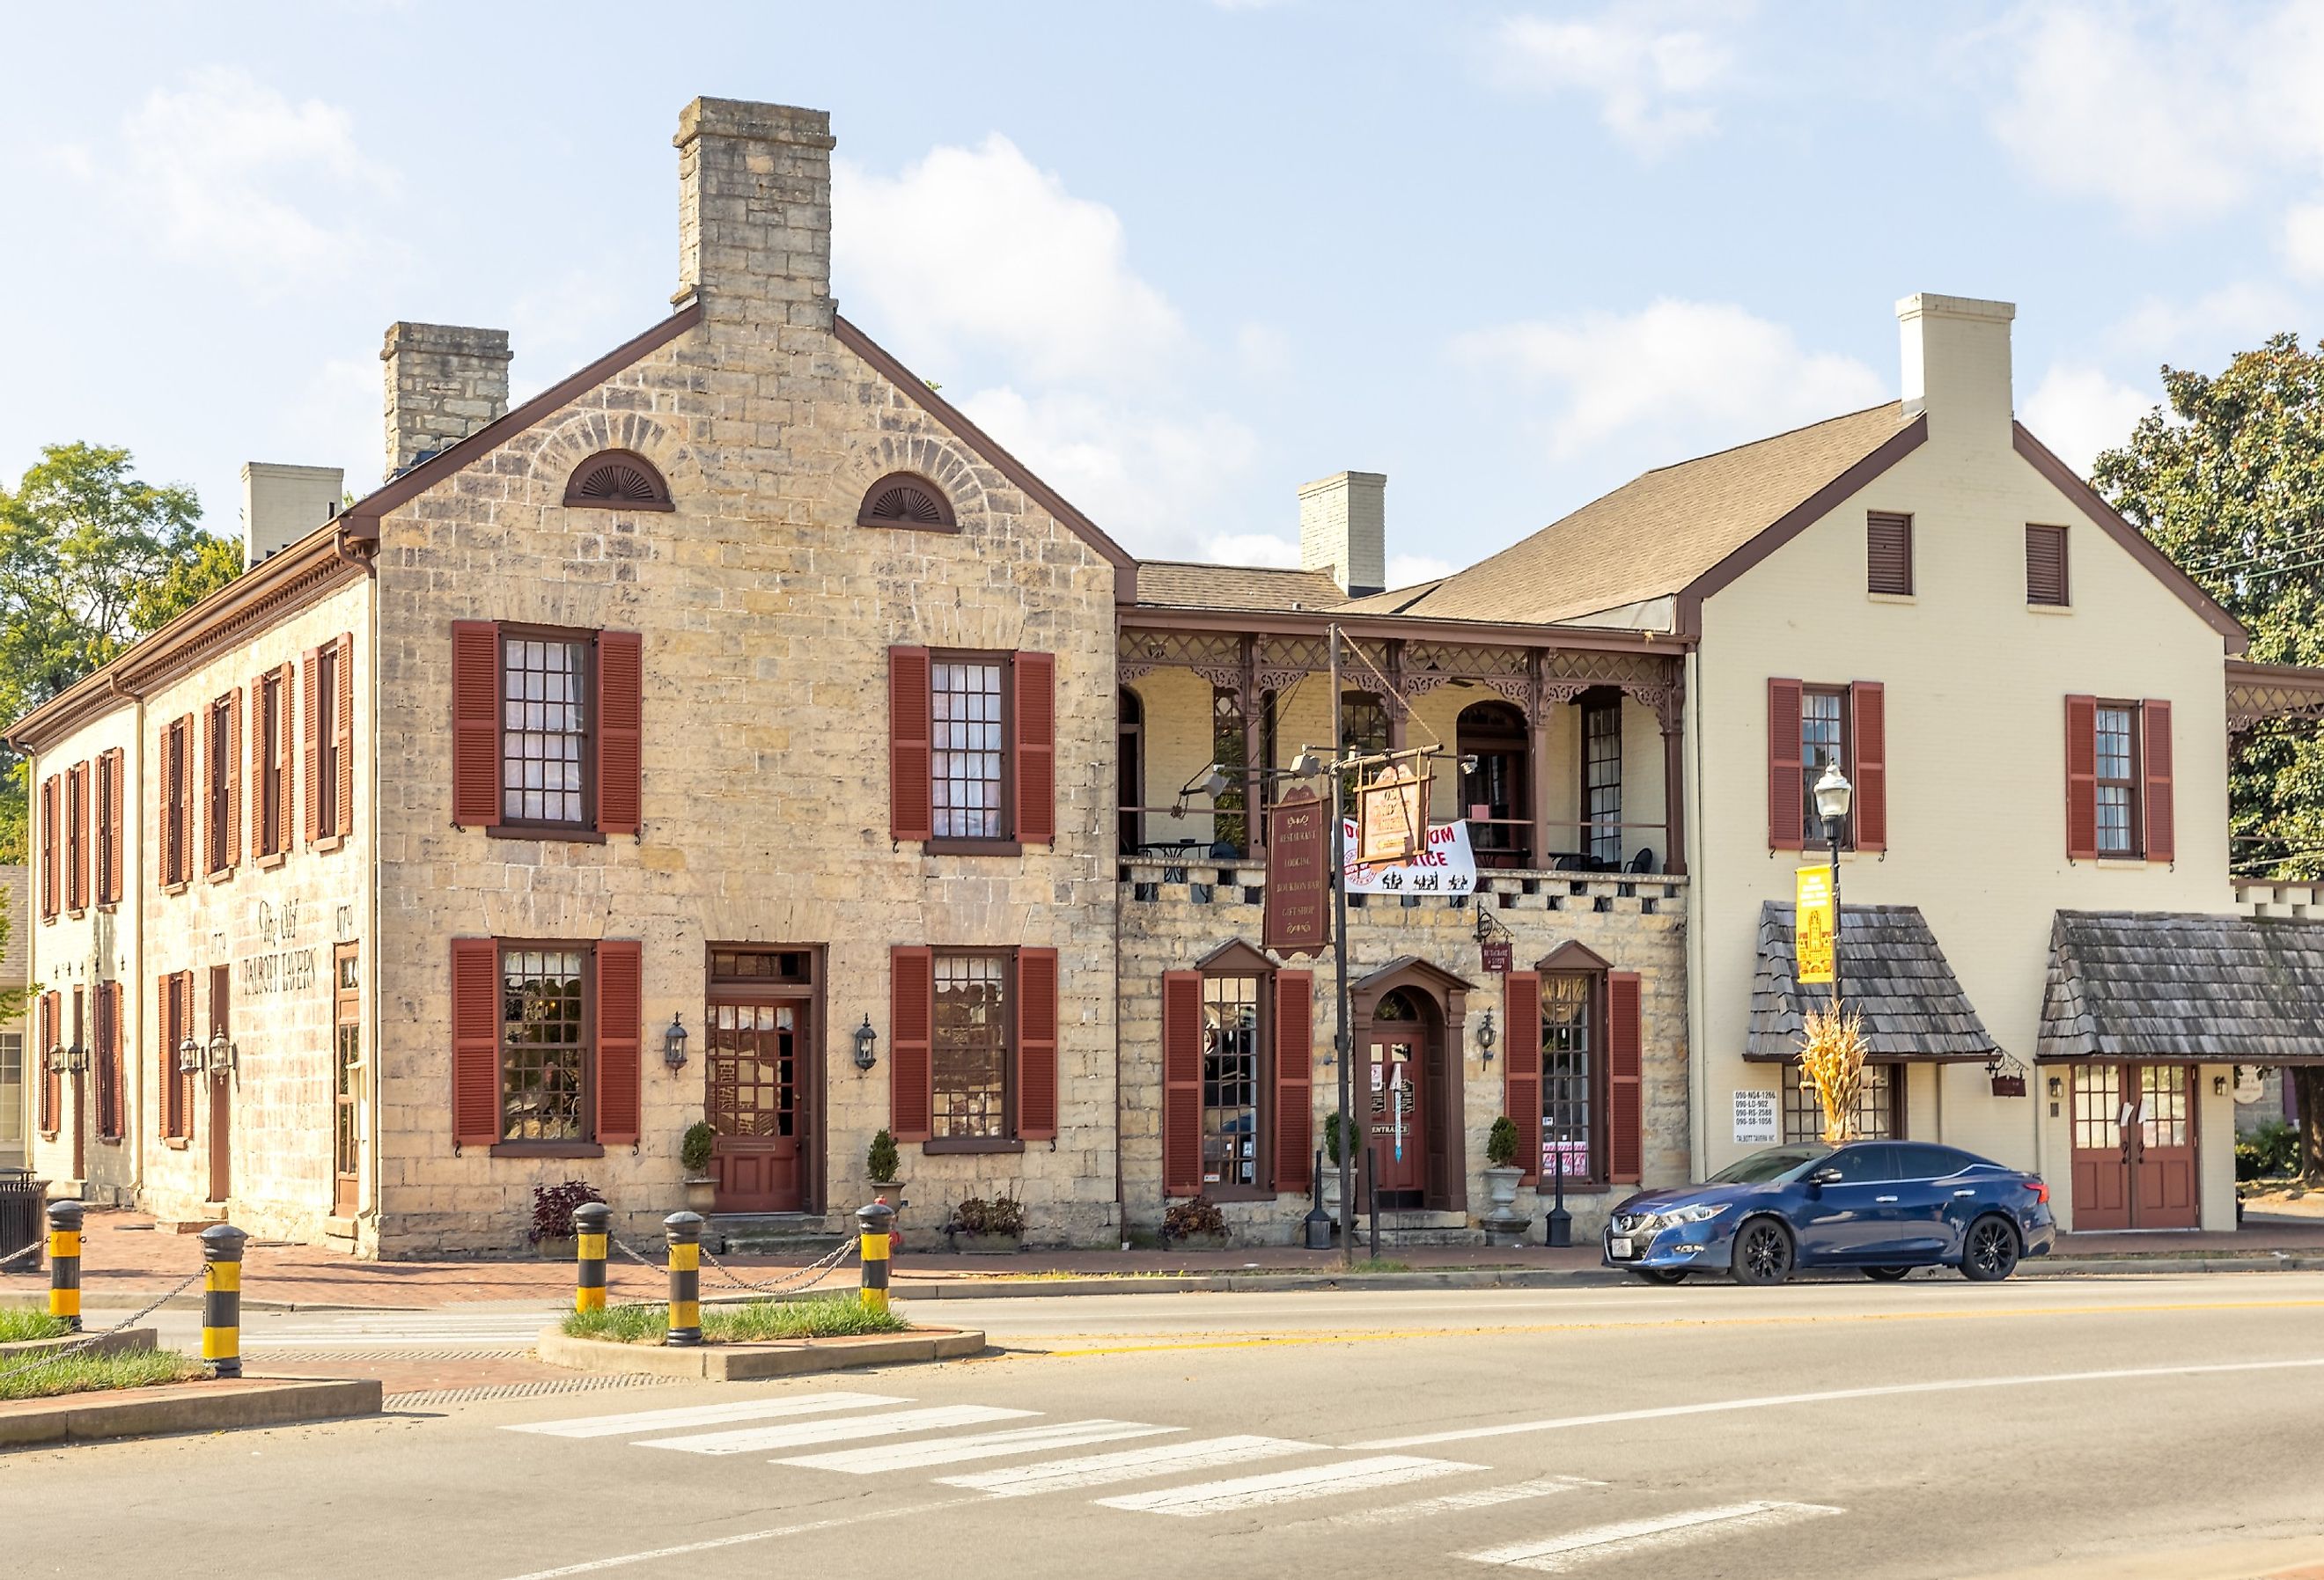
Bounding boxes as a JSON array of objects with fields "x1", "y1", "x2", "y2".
[
  {"x1": 1480, "y1": 1165, "x2": 1531, "y2": 1246},
  {"x1": 682, "y1": 1177, "x2": 717, "y2": 1216}
]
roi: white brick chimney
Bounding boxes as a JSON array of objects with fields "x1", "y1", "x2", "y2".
[
  {"x1": 380, "y1": 321, "x2": 511, "y2": 480},
  {"x1": 1298, "y1": 471, "x2": 1386, "y2": 596},
  {"x1": 1897, "y1": 292, "x2": 2015, "y2": 446},
  {"x1": 239, "y1": 462, "x2": 343, "y2": 568},
  {"x1": 673, "y1": 98, "x2": 835, "y2": 330}
]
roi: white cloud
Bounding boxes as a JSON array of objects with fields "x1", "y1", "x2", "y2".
[
  {"x1": 1453, "y1": 299, "x2": 1886, "y2": 461},
  {"x1": 1387, "y1": 553, "x2": 1455, "y2": 588},
  {"x1": 2107, "y1": 282, "x2": 2302, "y2": 354},
  {"x1": 1203, "y1": 533, "x2": 1300, "y2": 567},
  {"x1": 835, "y1": 135, "x2": 1182, "y2": 387},
  {"x1": 2021, "y1": 363, "x2": 2154, "y2": 477},
  {"x1": 1233, "y1": 323, "x2": 1292, "y2": 378},
  {"x1": 111, "y1": 67, "x2": 399, "y2": 290},
  {"x1": 2284, "y1": 203, "x2": 2324, "y2": 283},
  {"x1": 273, "y1": 355, "x2": 379, "y2": 491},
  {"x1": 1491, "y1": 6, "x2": 1739, "y2": 156}
]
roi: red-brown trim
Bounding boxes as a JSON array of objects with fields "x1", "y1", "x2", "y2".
[
  {"x1": 1677, "y1": 414, "x2": 1930, "y2": 637},
  {"x1": 2012, "y1": 423, "x2": 2247, "y2": 651}
]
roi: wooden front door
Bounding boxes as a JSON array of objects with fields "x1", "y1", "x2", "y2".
[
  {"x1": 1366, "y1": 1033, "x2": 1427, "y2": 1207},
  {"x1": 331, "y1": 943, "x2": 361, "y2": 1217},
  {"x1": 207, "y1": 965, "x2": 231, "y2": 1204},
  {"x1": 2070, "y1": 1062, "x2": 2198, "y2": 1231},
  {"x1": 708, "y1": 1000, "x2": 804, "y2": 1213}
]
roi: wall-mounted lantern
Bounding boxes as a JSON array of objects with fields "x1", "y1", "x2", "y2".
[
  {"x1": 853, "y1": 1015, "x2": 879, "y2": 1071},
  {"x1": 177, "y1": 1033, "x2": 202, "y2": 1076},
  {"x1": 663, "y1": 1013, "x2": 689, "y2": 1071},
  {"x1": 1474, "y1": 1009, "x2": 1497, "y2": 1063},
  {"x1": 65, "y1": 1041, "x2": 90, "y2": 1075},
  {"x1": 207, "y1": 1029, "x2": 235, "y2": 1077},
  {"x1": 45, "y1": 1043, "x2": 66, "y2": 1075}
]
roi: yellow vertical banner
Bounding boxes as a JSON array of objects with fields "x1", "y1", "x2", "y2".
[{"x1": 1795, "y1": 863, "x2": 1835, "y2": 985}]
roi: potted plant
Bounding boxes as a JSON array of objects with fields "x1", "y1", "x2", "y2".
[
  {"x1": 865, "y1": 1128, "x2": 908, "y2": 1203},
  {"x1": 1321, "y1": 1112, "x2": 1348, "y2": 1210},
  {"x1": 528, "y1": 1179, "x2": 605, "y2": 1260},
  {"x1": 1480, "y1": 1116, "x2": 1531, "y2": 1246},
  {"x1": 945, "y1": 1194, "x2": 1027, "y2": 1254},
  {"x1": 680, "y1": 1122, "x2": 717, "y2": 1215},
  {"x1": 1163, "y1": 1195, "x2": 1230, "y2": 1252}
]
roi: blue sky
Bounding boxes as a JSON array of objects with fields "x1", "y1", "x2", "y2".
[{"x1": 4, "y1": 2, "x2": 2320, "y2": 582}]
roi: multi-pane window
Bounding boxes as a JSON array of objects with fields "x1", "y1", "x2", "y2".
[
  {"x1": 164, "y1": 718, "x2": 190, "y2": 886},
  {"x1": 932, "y1": 659, "x2": 1005, "y2": 841},
  {"x1": 1583, "y1": 694, "x2": 1622, "y2": 864},
  {"x1": 501, "y1": 947, "x2": 587, "y2": 1141},
  {"x1": 258, "y1": 669, "x2": 287, "y2": 857},
  {"x1": 2070, "y1": 1064, "x2": 2121, "y2": 1151},
  {"x1": 932, "y1": 953, "x2": 1008, "y2": 1139},
  {"x1": 2095, "y1": 703, "x2": 2140, "y2": 856},
  {"x1": 1783, "y1": 1060, "x2": 1898, "y2": 1143},
  {"x1": 1341, "y1": 692, "x2": 1390, "y2": 758},
  {"x1": 1211, "y1": 687, "x2": 1247, "y2": 855},
  {"x1": 1801, "y1": 687, "x2": 1847, "y2": 845},
  {"x1": 0, "y1": 1033, "x2": 19, "y2": 1152},
  {"x1": 206, "y1": 696, "x2": 233, "y2": 873},
  {"x1": 503, "y1": 636, "x2": 589, "y2": 826},
  {"x1": 316, "y1": 643, "x2": 342, "y2": 839},
  {"x1": 1202, "y1": 975, "x2": 1263, "y2": 1188},
  {"x1": 334, "y1": 944, "x2": 361, "y2": 1214},
  {"x1": 1541, "y1": 974, "x2": 1597, "y2": 1182}
]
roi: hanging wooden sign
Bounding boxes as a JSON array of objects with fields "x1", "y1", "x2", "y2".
[
  {"x1": 1356, "y1": 760, "x2": 1426, "y2": 868},
  {"x1": 1263, "y1": 786, "x2": 1331, "y2": 957}
]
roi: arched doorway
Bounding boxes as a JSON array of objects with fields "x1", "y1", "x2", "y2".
[
  {"x1": 1457, "y1": 700, "x2": 1530, "y2": 869},
  {"x1": 1350, "y1": 958, "x2": 1475, "y2": 1211}
]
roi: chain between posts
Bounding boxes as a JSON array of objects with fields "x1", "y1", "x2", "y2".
[
  {"x1": 605, "y1": 1231, "x2": 856, "y2": 1304},
  {"x1": 0, "y1": 1262, "x2": 206, "y2": 1386}
]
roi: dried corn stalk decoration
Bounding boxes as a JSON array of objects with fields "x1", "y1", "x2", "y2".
[{"x1": 1797, "y1": 1002, "x2": 1869, "y2": 1144}]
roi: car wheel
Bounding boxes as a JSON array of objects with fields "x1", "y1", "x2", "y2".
[
  {"x1": 1729, "y1": 1218, "x2": 1795, "y2": 1286},
  {"x1": 1862, "y1": 1266, "x2": 1913, "y2": 1282},
  {"x1": 1960, "y1": 1216, "x2": 2021, "y2": 1282},
  {"x1": 1630, "y1": 1268, "x2": 1687, "y2": 1285}
]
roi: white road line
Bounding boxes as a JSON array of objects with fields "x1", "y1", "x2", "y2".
[
  {"x1": 777, "y1": 1419, "x2": 1178, "y2": 1473},
  {"x1": 1323, "y1": 1479, "x2": 1597, "y2": 1529},
  {"x1": 1354, "y1": 1356, "x2": 2324, "y2": 1449},
  {"x1": 639, "y1": 1405, "x2": 1034, "y2": 1455},
  {"x1": 505, "y1": 1393, "x2": 908, "y2": 1439},
  {"x1": 1095, "y1": 1455, "x2": 1480, "y2": 1516},
  {"x1": 938, "y1": 1435, "x2": 1321, "y2": 1497},
  {"x1": 1467, "y1": 1501, "x2": 1843, "y2": 1571},
  {"x1": 498, "y1": 1498, "x2": 979, "y2": 1579}
]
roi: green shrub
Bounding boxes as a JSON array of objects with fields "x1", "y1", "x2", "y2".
[
  {"x1": 1163, "y1": 1197, "x2": 1228, "y2": 1241},
  {"x1": 867, "y1": 1128, "x2": 901, "y2": 1184},
  {"x1": 946, "y1": 1194, "x2": 1026, "y2": 1238},
  {"x1": 1325, "y1": 1112, "x2": 1347, "y2": 1167},
  {"x1": 1485, "y1": 1115, "x2": 1521, "y2": 1168},
  {"x1": 680, "y1": 1121, "x2": 716, "y2": 1175},
  {"x1": 2239, "y1": 1118, "x2": 2300, "y2": 1181}
]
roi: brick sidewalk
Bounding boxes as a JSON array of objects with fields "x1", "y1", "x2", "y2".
[{"x1": 7, "y1": 1209, "x2": 2320, "y2": 1312}]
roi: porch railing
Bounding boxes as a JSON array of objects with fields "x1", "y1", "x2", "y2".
[{"x1": 1117, "y1": 856, "x2": 1687, "y2": 919}]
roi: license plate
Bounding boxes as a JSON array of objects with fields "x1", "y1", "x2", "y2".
[{"x1": 1608, "y1": 1236, "x2": 1635, "y2": 1259}]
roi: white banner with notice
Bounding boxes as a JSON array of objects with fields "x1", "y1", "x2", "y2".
[{"x1": 1340, "y1": 819, "x2": 1478, "y2": 895}]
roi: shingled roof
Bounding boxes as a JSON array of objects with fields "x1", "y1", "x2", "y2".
[
  {"x1": 1133, "y1": 561, "x2": 1350, "y2": 614},
  {"x1": 1747, "y1": 901, "x2": 2000, "y2": 1062},
  {"x1": 2037, "y1": 911, "x2": 2324, "y2": 1064}
]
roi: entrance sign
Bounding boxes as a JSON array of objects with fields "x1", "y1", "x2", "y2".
[
  {"x1": 1342, "y1": 818, "x2": 1477, "y2": 895},
  {"x1": 1263, "y1": 787, "x2": 1331, "y2": 957},
  {"x1": 1356, "y1": 761, "x2": 1426, "y2": 868},
  {"x1": 1794, "y1": 863, "x2": 1835, "y2": 986},
  {"x1": 1733, "y1": 1089, "x2": 1780, "y2": 1146}
]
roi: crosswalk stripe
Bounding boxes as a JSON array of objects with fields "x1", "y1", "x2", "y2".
[
  {"x1": 777, "y1": 1420, "x2": 1178, "y2": 1474},
  {"x1": 938, "y1": 1435, "x2": 1321, "y2": 1498},
  {"x1": 640, "y1": 1405, "x2": 1034, "y2": 1455},
  {"x1": 505, "y1": 1393, "x2": 909, "y2": 1438},
  {"x1": 1095, "y1": 1455, "x2": 1480, "y2": 1516},
  {"x1": 1322, "y1": 1479, "x2": 1594, "y2": 1529},
  {"x1": 1467, "y1": 1501, "x2": 1845, "y2": 1571}
]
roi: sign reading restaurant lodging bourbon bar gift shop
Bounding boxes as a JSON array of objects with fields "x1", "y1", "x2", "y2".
[{"x1": 1264, "y1": 787, "x2": 1331, "y2": 957}]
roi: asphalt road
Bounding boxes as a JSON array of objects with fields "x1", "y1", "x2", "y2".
[{"x1": 14, "y1": 1271, "x2": 2324, "y2": 1580}]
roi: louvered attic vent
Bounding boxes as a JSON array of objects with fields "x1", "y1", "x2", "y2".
[
  {"x1": 564, "y1": 450, "x2": 673, "y2": 511},
  {"x1": 857, "y1": 472, "x2": 958, "y2": 531}
]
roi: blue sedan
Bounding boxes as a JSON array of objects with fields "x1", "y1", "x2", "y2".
[{"x1": 1602, "y1": 1140, "x2": 2056, "y2": 1285}]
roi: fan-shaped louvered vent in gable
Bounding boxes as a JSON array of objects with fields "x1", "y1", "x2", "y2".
[
  {"x1": 563, "y1": 451, "x2": 673, "y2": 510},
  {"x1": 857, "y1": 473, "x2": 958, "y2": 531}
]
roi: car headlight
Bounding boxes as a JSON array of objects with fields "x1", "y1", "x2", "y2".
[{"x1": 1664, "y1": 1203, "x2": 1729, "y2": 1225}]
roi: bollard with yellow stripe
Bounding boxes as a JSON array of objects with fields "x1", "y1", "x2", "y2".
[
  {"x1": 663, "y1": 1210, "x2": 703, "y2": 1347},
  {"x1": 198, "y1": 1223, "x2": 247, "y2": 1378},
  {"x1": 46, "y1": 1199, "x2": 84, "y2": 1332},
  {"x1": 573, "y1": 1202, "x2": 609, "y2": 1314},
  {"x1": 857, "y1": 1198, "x2": 896, "y2": 1316}
]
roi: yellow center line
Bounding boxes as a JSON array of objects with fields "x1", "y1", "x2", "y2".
[{"x1": 1032, "y1": 1296, "x2": 2324, "y2": 1357}]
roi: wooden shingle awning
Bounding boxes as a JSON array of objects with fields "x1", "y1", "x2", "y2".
[
  {"x1": 1747, "y1": 901, "x2": 2000, "y2": 1063},
  {"x1": 2038, "y1": 910, "x2": 2324, "y2": 1064}
]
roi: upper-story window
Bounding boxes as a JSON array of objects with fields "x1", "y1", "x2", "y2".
[
  {"x1": 1768, "y1": 679, "x2": 1886, "y2": 854},
  {"x1": 256, "y1": 665, "x2": 290, "y2": 863},
  {"x1": 38, "y1": 775, "x2": 56, "y2": 921},
  {"x1": 2065, "y1": 694, "x2": 2172, "y2": 863},
  {"x1": 1583, "y1": 691, "x2": 1622, "y2": 865},
  {"x1": 450, "y1": 621, "x2": 642, "y2": 840},
  {"x1": 504, "y1": 632, "x2": 591, "y2": 828},
  {"x1": 2026, "y1": 524, "x2": 2070, "y2": 606},
  {"x1": 1341, "y1": 691, "x2": 1390, "y2": 757},
  {"x1": 886, "y1": 647, "x2": 1055, "y2": 851},
  {"x1": 563, "y1": 450, "x2": 672, "y2": 511},
  {"x1": 95, "y1": 749, "x2": 121, "y2": 908},
  {"x1": 2094, "y1": 702, "x2": 2141, "y2": 856},
  {"x1": 1801, "y1": 687, "x2": 1847, "y2": 846},
  {"x1": 205, "y1": 692, "x2": 240, "y2": 877},
  {"x1": 932, "y1": 657, "x2": 1005, "y2": 841},
  {"x1": 857, "y1": 472, "x2": 957, "y2": 532},
  {"x1": 311, "y1": 637, "x2": 350, "y2": 843},
  {"x1": 162, "y1": 716, "x2": 193, "y2": 889},
  {"x1": 65, "y1": 762, "x2": 88, "y2": 914}
]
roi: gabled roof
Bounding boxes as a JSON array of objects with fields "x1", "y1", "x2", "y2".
[
  {"x1": 1136, "y1": 562, "x2": 1347, "y2": 614},
  {"x1": 2038, "y1": 910, "x2": 2324, "y2": 1064},
  {"x1": 1747, "y1": 901, "x2": 1999, "y2": 1063}
]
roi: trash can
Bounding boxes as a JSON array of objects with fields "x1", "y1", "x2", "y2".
[{"x1": 0, "y1": 1171, "x2": 45, "y2": 1274}]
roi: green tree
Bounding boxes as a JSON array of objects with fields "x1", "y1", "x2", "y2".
[
  {"x1": 0, "y1": 444, "x2": 237, "y2": 863},
  {"x1": 2092, "y1": 332, "x2": 2324, "y2": 1179}
]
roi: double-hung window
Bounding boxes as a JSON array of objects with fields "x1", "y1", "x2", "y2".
[
  {"x1": 2093, "y1": 703, "x2": 2139, "y2": 857},
  {"x1": 932, "y1": 952, "x2": 1010, "y2": 1141},
  {"x1": 1541, "y1": 972, "x2": 1599, "y2": 1184},
  {"x1": 886, "y1": 648, "x2": 1055, "y2": 850},
  {"x1": 2066, "y1": 694, "x2": 2171, "y2": 863},
  {"x1": 448, "y1": 936, "x2": 642, "y2": 1154},
  {"x1": 504, "y1": 633, "x2": 592, "y2": 829},
  {"x1": 451, "y1": 622, "x2": 641, "y2": 839},
  {"x1": 889, "y1": 944, "x2": 1061, "y2": 1150},
  {"x1": 204, "y1": 693, "x2": 239, "y2": 876},
  {"x1": 1768, "y1": 679, "x2": 1886, "y2": 853},
  {"x1": 1202, "y1": 974, "x2": 1265, "y2": 1190},
  {"x1": 931, "y1": 658, "x2": 1006, "y2": 841},
  {"x1": 256, "y1": 666, "x2": 290, "y2": 862},
  {"x1": 501, "y1": 945, "x2": 590, "y2": 1142}
]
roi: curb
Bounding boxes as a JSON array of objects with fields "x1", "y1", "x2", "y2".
[
  {"x1": 0, "y1": 1328, "x2": 157, "y2": 1361},
  {"x1": 0, "y1": 1377, "x2": 383, "y2": 1449},
  {"x1": 536, "y1": 1326, "x2": 987, "y2": 1380}
]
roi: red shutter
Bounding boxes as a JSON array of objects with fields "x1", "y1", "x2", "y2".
[
  {"x1": 889, "y1": 946, "x2": 933, "y2": 1142},
  {"x1": 155, "y1": 976, "x2": 173, "y2": 1138},
  {"x1": 1851, "y1": 681, "x2": 1886, "y2": 853},
  {"x1": 1012, "y1": 650, "x2": 1056, "y2": 845},
  {"x1": 597, "y1": 630, "x2": 643, "y2": 835},
  {"x1": 99, "y1": 984, "x2": 121, "y2": 1140},
  {"x1": 334, "y1": 633, "x2": 357, "y2": 837},
  {"x1": 302, "y1": 657, "x2": 321, "y2": 847},
  {"x1": 1607, "y1": 970, "x2": 1644, "y2": 1185},
  {"x1": 450, "y1": 938, "x2": 502, "y2": 1146},
  {"x1": 1162, "y1": 970, "x2": 1204, "y2": 1197},
  {"x1": 2143, "y1": 700, "x2": 2173, "y2": 863},
  {"x1": 1273, "y1": 971, "x2": 1313, "y2": 1194},
  {"x1": 2064, "y1": 694, "x2": 2099, "y2": 860},
  {"x1": 1016, "y1": 947, "x2": 1059, "y2": 1140},
  {"x1": 1768, "y1": 679, "x2": 1803, "y2": 851},
  {"x1": 225, "y1": 691, "x2": 243, "y2": 867},
  {"x1": 276, "y1": 666, "x2": 296, "y2": 856},
  {"x1": 452, "y1": 621, "x2": 502, "y2": 827},
  {"x1": 1504, "y1": 971, "x2": 1542, "y2": 1184},
  {"x1": 68, "y1": 765, "x2": 88, "y2": 910},
  {"x1": 103, "y1": 751, "x2": 122, "y2": 905},
  {"x1": 595, "y1": 940, "x2": 642, "y2": 1145},
  {"x1": 39, "y1": 776, "x2": 55, "y2": 919},
  {"x1": 38, "y1": 994, "x2": 58, "y2": 1134},
  {"x1": 888, "y1": 647, "x2": 932, "y2": 842}
]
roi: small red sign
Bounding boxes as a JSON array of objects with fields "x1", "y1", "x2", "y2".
[
  {"x1": 1265, "y1": 788, "x2": 1331, "y2": 958},
  {"x1": 1481, "y1": 940, "x2": 1513, "y2": 975}
]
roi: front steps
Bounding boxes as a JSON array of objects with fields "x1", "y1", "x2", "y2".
[{"x1": 705, "y1": 1213, "x2": 848, "y2": 1257}]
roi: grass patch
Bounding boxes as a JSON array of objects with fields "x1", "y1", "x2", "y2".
[
  {"x1": 1347, "y1": 1258, "x2": 1414, "y2": 1274},
  {"x1": 0, "y1": 1309, "x2": 70, "y2": 1344},
  {"x1": 562, "y1": 1295, "x2": 913, "y2": 1346},
  {"x1": 0, "y1": 1347, "x2": 201, "y2": 1402}
]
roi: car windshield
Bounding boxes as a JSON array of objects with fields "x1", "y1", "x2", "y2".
[{"x1": 1705, "y1": 1145, "x2": 1833, "y2": 1185}]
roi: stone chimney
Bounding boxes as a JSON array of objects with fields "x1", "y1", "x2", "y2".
[
  {"x1": 240, "y1": 462, "x2": 343, "y2": 568},
  {"x1": 380, "y1": 322, "x2": 511, "y2": 480},
  {"x1": 1298, "y1": 471, "x2": 1387, "y2": 597},
  {"x1": 1896, "y1": 292, "x2": 2015, "y2": 446},
  {"x1": 673, "y1": 97, "x2": 835, "y2": 329}
]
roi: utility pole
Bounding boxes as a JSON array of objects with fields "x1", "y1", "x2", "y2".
[{"x1": 1329, "y1": 622, "x2": 1355, "y2": 1268}]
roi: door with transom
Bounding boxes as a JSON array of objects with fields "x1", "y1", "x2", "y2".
[
  {"x1": 1365, "y1": 1033, "x2": 1427, "y2": 1206},
  {"x1": 2069, "y1": 1062, "x2": 2197, "y2": 1231},
  {"x1": 705, "y1": 948, "x2": 818, "y2": 1215}
]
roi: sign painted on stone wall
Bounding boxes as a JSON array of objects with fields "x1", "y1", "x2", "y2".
[
  {"x1": 242, "y1": 948, "x2": 318, "y2": 996},
  {"x1": 1264, "y1": 787, "x2": 1331, "y2": 958}
]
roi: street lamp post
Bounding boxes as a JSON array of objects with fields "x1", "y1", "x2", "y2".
[{"x1": 1813, "y1": 764, "x2": 1853, "y2": 1012}]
